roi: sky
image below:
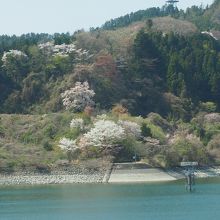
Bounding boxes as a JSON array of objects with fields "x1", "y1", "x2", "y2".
[{"x1": 0, "y1": 0, "x2": 214, "y2": 35}]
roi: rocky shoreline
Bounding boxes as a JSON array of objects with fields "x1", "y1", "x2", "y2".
[
  {"x1": 0, "y1": 161, "x2": 109, "y2": 185},
  {"x1": 0, "y1": 167, "x2": 107, "y2": 185},
  {"x1": 0, "y1": 173, "x2": 104, "y2": 185}
]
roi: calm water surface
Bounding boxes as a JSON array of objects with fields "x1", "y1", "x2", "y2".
[{"x1": 0, "y1": 178, "x2": 220, "y2": 220}]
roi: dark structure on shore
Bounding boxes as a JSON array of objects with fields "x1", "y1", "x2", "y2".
[{"x1": 166, "y1": 0, "x2": 179, "y2": 7}]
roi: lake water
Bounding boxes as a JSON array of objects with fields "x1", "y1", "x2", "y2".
[{"x1": 1, "y1": 178, "x2": 220, "y2": 220}]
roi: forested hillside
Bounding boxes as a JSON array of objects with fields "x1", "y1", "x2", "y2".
[
  {"x1": 1, "y1": 17, "x2": 220, "y2": 117},
  {"x1": 2, "y1": 1, "x2": 220, "y2": 170}
]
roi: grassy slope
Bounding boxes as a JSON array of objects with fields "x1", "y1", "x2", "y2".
[{"x1": 0, "y1": 113, "x2": 74, "y2": 172}]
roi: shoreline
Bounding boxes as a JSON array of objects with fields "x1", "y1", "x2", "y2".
[
  {"x1": 0, "y1": 174, "x2": 104, "y2": 185},
  {"x1": 0, "y1": 165, "x2": 220, "y2": 186}
]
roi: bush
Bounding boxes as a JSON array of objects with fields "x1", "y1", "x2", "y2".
[
  {"x1": 203, "y1": 124, "x2": 220, "y2": 145},
  {"x1": 199, "y1": 102, "x2": 217, "y2": 113},
  {"x1": 64, "y1": 127, "x2": 81, "y2": 140},
  {"x1": 83, "y1": 146, "x2": 101, "y2": 159},
  {"x1": 167, "y1": 137, "x2": 208, "y2": 166},
  {"x1": 67, "y1": 148, "x2": 81, "y2": 161},
  {"x1": 43, "y1": 140, "x2": 53, "y2": 151},
  {"x1": 43, "y1": 123, "x2": 57, "y2": 139},
  {"x1": 115, "y1": 137, "x2": 139, "y2": 162},
  {"x1": 20, "y1": 131, "x2": 38, "y2": 144},
  {"x1": 207, "y1": 134, "x2": 220, "y2": 164},
  {"x1": 207, "y1": 134, "x2": 220, "y2": 150},
  {"x1": 147, "y1": 113, "x2": 171, "y2": 132},
  {"x1": 141, "y1": 122, "x2": 152, "y2": 137},
  {"x1": 0, "y1": 125, "x2": 5, "y2": 137},
  {"x1": 145, "y1": 122, "x2": 166, "y2": 144},
  {"x1": 111, "y1": 104, "x2": 128, "y2": 116},
  {"x1": 75, "y1": 112, "x2": 91, "y2": 125}
]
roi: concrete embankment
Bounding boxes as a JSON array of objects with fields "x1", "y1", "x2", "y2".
[
  {"x1": 108, "y1": 163, "x2": 183, "y2": 183},
  {"x1": 107, "y1": 163, "x2": 220, "y2": 183}
]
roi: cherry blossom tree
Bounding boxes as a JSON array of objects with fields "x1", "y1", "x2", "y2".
[
  {"x1": 70, "y1": 118, "x2": 84, "y2": 130},
  {"x1": 61, "y1": 81, "x2": 95, "y2": 112},
  {"x1": 58, "y1": 138, "x2": 80, "y2": 161},
  {"x1": 118, "y1": 120, "x2": 141, "y2": 139},
  {"x1": 1, "y1": 50, "x2": 28, "y2": 83},
  {"x1": 82, "y1": 120, "x2": 125, "y2": 148},
  {"x1": 38, "y1": 42, "x2": 93, "y2": 60},
  {"x1": 2, "y1": 50, "x2": 27, "y2": 67}
]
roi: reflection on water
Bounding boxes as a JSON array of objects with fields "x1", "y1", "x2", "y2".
[{"x1": 0, "y1": 178, "x2": 220, "y2": 220}]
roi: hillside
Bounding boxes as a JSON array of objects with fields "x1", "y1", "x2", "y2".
[
  {"x1": 204, "y1": 0, "x2": 220, "y2": 25},
  {"x1": 1, "y1": 1, "x2": 220, "y2": 171},
  {"x1": 1, "y1": 111, "x2": 220, "y2": 171}
]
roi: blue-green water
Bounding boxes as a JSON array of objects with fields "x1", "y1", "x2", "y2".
[{"x1": 1, "y1": 178, "x2": 220, "y2": 220}]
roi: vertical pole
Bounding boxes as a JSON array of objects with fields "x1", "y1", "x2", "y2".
[{"x1": 187, "y1": 174, "x2": 192, "y2": 192}]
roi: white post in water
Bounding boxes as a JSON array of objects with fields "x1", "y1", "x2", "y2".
[{"x1": 180, "y1": 162, "x2": 198, "y2": 192}]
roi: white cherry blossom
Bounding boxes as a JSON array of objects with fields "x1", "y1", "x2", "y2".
[
  {"x1": 83, "y1": 120, "x2": 125, "y2": 147},
  {"x1": 61, "y1": 81, "x2": 95, "y2": 112},
  {"x1": 118, "y1": 120, "x2": 141, "y2": 139},
  {"x1": 2, "y1": 50, "x2": 27, "y2": 66},
  {"x1": 70, "y1": 118, "x2": 84, "y2": 130},
  {"x1": 58, "y1": 138, "x2": 78, "y2": 151}
]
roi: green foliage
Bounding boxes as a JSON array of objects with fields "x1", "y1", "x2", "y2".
[
  {"x1": 43, "y1": 124, "x2": 57, "y2": 139},
  {"x1": 133, "y1": 31, "x2": 220, "y2": 109},
  {"x1": 1, "y1": 1, "x2": 220, "y2": 171},
  {"x1": 141, "y1": 122, "x2": 152, "y2": 137},
  {"x1": 53, "y1": 32, "x2": 72, "y2": 45},
  {"x1": 64, "y1": 128, "x2": 81, "y2": 140},
  {"x1": 0, "y1": 4, "x2": 220, "y2": 118},
  {"x1": 208, "y1": 134, "x2": 220, "y2": 150},
  {"x1": 83, "y1": 146, "x2": 101, "y2": 159},
  {"x1": 146, "y1": 19, "x2": 153, "y2": 30},
  {"x1": 20, "y1": 130, "x2": 39, "y2": 144},
  {"x1": 203, "y1": 124, "x2": 220, "y2": 144},
  {"x1": 199, "y1": 102, "x2": 217, "y2": 113},
  {"x1": 46, "y1": 55, "x2": 73, "y2": 77},
  {"x1": 116, "y1": 137, "x2": 137, "y2": 162},
  {"x1": 6, "y1": 161, "x2": 17, "y2": 172},
  {"x1": 43, "y1": 140, "x2": 53, "y2": 151},
  {"x1": 166, "y1": 137, "x2": 208, "y2": 166},
  {"x1": 75, "y1": 113, "x2": 91, "y2": 125},
  {"x1": 22, "y1": 72, "x2": 46, "y2": 104},
  {"x1": 102, "y1": 5, "x2": 179, "y2": 30},
  {"x1": 0, "y1": 125, "x2": 5, "y2": 137},
  {"x1": 145, "y1": 121, "x2": 166, "y2": 144},
  {"x1": 147, "y1": 113, "x2": 171, "y2": 131},
  {"x1": 101, "y1": 3, "x2": 218, "y2": 32}
]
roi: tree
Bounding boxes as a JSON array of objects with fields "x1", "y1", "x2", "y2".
[
  {"x1": 61, "y1": 81, "x2": 95, "y2": 112},
  {"x1": 82, "y1": 120, "x2": 125, "y2": 147},
  {"x1": 118, "y1": 120, "x2": 141, "y2": 139},
  {"x1": 58, "y1": 138, "x2": 80, "y2": 161},
  {"x1": 146, "y1": 19, "x2": 153, "y2": 30},
  {"x1": 2, "y1": 50, "x2": 29, "y2": 83}
]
